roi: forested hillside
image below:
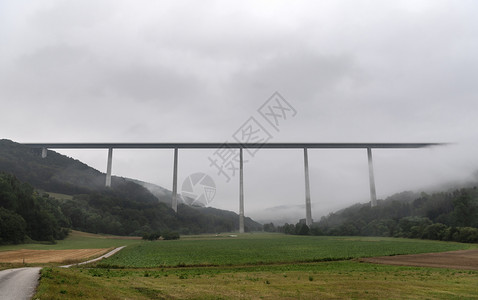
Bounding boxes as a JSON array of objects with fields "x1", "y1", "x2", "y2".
[
  {"x1": 0, "y1": 139, "x2": 130, "y2": 195},
  {"x1": 0, "y1": 173, "x2": 69, "y2": 244},
  {"x1": 0, "y1": 140, "x2": 261, "y2": 243},
  {"x1": 273, "y1": 187, "x2": 478, "y2": 243},
  {"x1": 59, "y1": 188, "x2": 260, "y2": 236}
]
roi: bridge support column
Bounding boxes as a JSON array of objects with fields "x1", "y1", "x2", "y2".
[
  {"x1": 41, "y1": 148, "x2": 48, "y2": 158},
  {"x1": 304, "y1": 148, "x2": 312, "y2": 226},
  {"x1": 239, "y1": 148, "x2": 244, "y2": 233},
  {"x1": 106, "y1": 148, "x2": 113, "y2": 187},
  {"x1": 367, "y1": 147, "x2": 377, "y2": 207},
  {"x1": 172, "y1": 148, "x2": 178, "y2": 213}
]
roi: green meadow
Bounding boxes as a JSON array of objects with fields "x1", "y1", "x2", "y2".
[
  {"x1": 98, "y1": 233, "x2": 473, "y2": 267},
  {"x1": 26, "y1": 232, "x2": 478, "y2": 299},
  {"x1": 35, "y1": 261, "x2": 478, "y2": 299}
]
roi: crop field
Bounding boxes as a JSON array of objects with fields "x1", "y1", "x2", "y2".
[
  {"x1": 0, "y1": 248, "x2": 110, "y2": 264},
  {"x1": 30, "y1": 233, "x2": 478, "y2": 299},
  {"x1": 98, "y1": 233, "x2": 473, "y2": 268},
  {"x1": 0, "y1": 231, "x2": 140, "y2": 269},
  {"x1": 0, "y1": 230, "x2": 140, "y2": 252}
]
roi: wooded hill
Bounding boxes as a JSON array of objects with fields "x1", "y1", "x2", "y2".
[
  {"x1": 0, "y1": 139, "x2": 261, "y2": 244},
  {"x1": 0, "y1": 173, "x2": 69, "y2": 244},
  {"x1": 272, "y1": 186, "x2": 478, "y2": 243}
]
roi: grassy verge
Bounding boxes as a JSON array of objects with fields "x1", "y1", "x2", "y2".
[
  {"x1": 0, "y1": 263, "x2": 26, "y2": 271},
  {"x1": 34, "y1": 261, "x2": 478, "y2": 299}
]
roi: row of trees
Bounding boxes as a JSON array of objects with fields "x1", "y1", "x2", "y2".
[
  {"x1": 142, "y1": 231, "x2": 180, "y2": 241},
  {"x1": 310, "y1": 216, "x2": 478, "y2": 243},
  {"x1": 265, "y1": 222, "x2": 311, "y2": 235}
]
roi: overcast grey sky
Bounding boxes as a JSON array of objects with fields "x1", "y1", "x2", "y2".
[{"x1": 1, "y1": 0, "x2": 478, "y2": 223}]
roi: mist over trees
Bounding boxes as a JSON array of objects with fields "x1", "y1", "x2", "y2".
[
  {"x1": 59, "y1": 188, "x2": 261, "y2": 236},
  {"x1": 0, "y1": 140, "x2": 261, "y2": 243},
  {"x1": 273, "y1": 187, "x2": 478, "y2": 243}
]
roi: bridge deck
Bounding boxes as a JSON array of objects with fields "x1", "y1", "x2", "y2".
[{"x1": 23, "y1": 142, "x2": 443, "y2": 149}]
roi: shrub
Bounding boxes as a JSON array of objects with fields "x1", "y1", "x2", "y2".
[
  {"x1": 162, "y1": 231, "x2": 180, "y2": 240},
  {"x1": 421, "y1": 223, "x2": 448, "y2": 240},
  {"x1": 396, "y1": 216, "x2": 432, "y2": 238},
  {"x1": 452, "y1": 227, "x2": 478, "y2": 243},
  {"x1": 0, "y1": 207, "x2": 27, "y2": 244},
  {"x1": 295, "y1": 223, "x2": 310, "y2": 235},
  {"x1": 142, "y1": 232, "x2": 161, "y2": 241}
]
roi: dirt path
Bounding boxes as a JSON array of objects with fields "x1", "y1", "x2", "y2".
[
  {"x1": 0, "y1": 248, "x2": 111, "y2": 264},
  {"x1": 61, "y1": 246, "x2": 126, "y2": 268},
  {"x1": 361, "y1": 249, "x2": 478, "y2": 270}
]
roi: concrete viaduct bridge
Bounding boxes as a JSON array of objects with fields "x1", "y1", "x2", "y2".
[{"x1": 24, "y1": 142, "x2": 443, "y2": 233}]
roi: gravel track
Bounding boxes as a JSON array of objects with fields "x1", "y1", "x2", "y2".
[{"x1": 60, "y1": 246, "x2": 126, "y2": 268}]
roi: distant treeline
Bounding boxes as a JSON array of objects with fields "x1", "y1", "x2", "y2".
[{"x1": 264, "y1": 188, "x2": 478, "y2": 243}]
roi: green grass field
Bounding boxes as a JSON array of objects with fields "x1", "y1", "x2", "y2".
[
  {"x1": 28, "y1": 232, "x2": 478, "y2": 299},
  {"x1": 99, "y1": 233, "x2": 474, "y2": 267},
  {"x1": 35, "y1": 261, "x2": 478, "y2": 299}
]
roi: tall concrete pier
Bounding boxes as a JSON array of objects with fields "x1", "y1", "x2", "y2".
[
  {"x1": 367, "y1": 147, "x2": 377, "y2": 207},
  {"x1": 239, "y1": 147, "x2": 245, "y2": 233},
  {"x1": 106, "y1": 148, "x2": 113, "y2": 187},
  {"x1": 172, "y1": 148, "x2": 179, "y2": 213},
  {"x1": 303, "y1": 148, "x2": 312, "y2": 226}
]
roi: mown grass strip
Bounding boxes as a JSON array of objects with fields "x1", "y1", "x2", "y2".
[{"x1": 34, "y1": 261, "x2": 478, "y2": 299}]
